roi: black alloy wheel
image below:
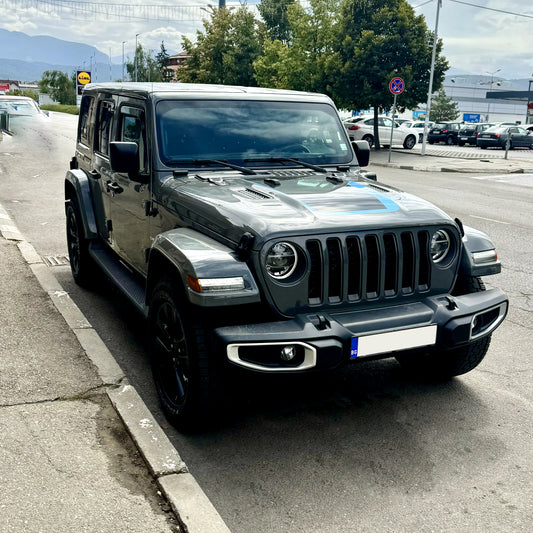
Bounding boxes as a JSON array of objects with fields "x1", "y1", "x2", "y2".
[
  {"x1": 66, "y1": 197, "x2": 95, "y2": 287},
  {"x1": 149, "y1": 279, "x2": 219, "y2": 429}
]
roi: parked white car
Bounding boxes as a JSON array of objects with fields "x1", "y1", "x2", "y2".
[
  {"x1": 343, "y1": 115, "x2": 417, "y2": 149},
  {"x1": 402, "y1": 120, "x2": 435, "y2": 142}
]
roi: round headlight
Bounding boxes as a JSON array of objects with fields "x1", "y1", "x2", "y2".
[
  {"x1": 265, "y1": 242, "x2": 297, "y2": 279},
  {"x1": 430, "y1": 230, "x2": 451, "y2": 263}
]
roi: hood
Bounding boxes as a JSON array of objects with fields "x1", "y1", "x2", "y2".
[{"x1": 159, "y1": 169, "x2": 453, "y2": 248}]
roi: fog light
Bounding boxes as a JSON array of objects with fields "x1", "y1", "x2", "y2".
[{"x1": 280, "y1": 346, "x2": 296, "y2": 361}]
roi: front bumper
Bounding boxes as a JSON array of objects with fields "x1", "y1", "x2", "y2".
[{"x1": 215, "y1": 289, "x2": 508, "y2": 372}]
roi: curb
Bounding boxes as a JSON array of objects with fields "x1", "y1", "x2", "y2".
[
  {"x1": 0, "y1": 204, "x2": 231, "y2": 533},
  {"x1": 370, "y1": 160, "x2": 531, "y2": 173}
]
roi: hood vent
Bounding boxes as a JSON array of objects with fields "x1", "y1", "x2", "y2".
[
  {"x1": 236, "y1": 188, "x2": 274, "y2": 201},
  {"x1": 266, "y1": 169, "x2": 312, "y2": 178}
]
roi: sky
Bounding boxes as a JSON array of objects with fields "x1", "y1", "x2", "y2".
[{"x1": 0, "y1": 0, "x2": 532, "y2": 80}]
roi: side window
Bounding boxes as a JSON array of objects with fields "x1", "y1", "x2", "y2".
[
  {"x1": 95, "y1": 100, "x2": 115, "y2": 156},
  {"x1": 380, "y1": 117, "x2": 392, "y2": 127},
  {"x1": 119, "y1": 106, "x2": 147, "y2": 172},
  {"x1": 78, "y1": 95, "x2": 94, "y2": 145}
]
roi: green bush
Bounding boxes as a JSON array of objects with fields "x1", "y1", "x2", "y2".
[{"x1": 40, "y1": 104, "x2": 79, "y2": 115}]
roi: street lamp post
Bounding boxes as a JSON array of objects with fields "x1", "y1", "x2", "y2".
[
  {"x1": 485, "y1": 68, "x2": 501, "y2": 121},
  {"x1": 421, "y1": 0, "x2": 441, "y2": 156},
  {"x1": 135, "y1": 33, "x2": 140, "y2": 82},
  {"x1": 122, "y1": 41, "x2": 126, "y2": 81}
]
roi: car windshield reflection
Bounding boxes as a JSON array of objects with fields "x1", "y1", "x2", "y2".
[{"x1": 156, "y1": 100, "x2": 352, "y2": 168}]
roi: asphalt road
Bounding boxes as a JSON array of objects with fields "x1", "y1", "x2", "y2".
[{"x1": 1, "y1": 115, "x2": 531, "y2": 532}]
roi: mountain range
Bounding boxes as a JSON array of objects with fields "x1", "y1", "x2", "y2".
[{"x1": 0, "y1": 28, "x2": 125, "y2": 82}]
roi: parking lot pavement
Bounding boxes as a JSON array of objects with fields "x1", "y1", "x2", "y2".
[{"x1": 369, "y1": 145, "x2": 533, "y2": 173}]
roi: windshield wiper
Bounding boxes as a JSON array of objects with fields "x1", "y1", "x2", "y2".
[
  {"x1": 244, "y1": 157, "x2": 328, "y2": 174},
  {"x1": 164, "y1": 159, "x2": 257, "y2": 175}
]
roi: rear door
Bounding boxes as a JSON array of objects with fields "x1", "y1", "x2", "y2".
[{"x1": 92, "y1": 95, "x2": 117, "y2": 245}]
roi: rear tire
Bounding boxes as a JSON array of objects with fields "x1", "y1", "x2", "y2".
[
  {"x1": 148, "y1": 278, "x2": 222, "y2": 430},
  {"x1": 403, "y1": 135, "x2": 416, "y2": 150},
  {"x1": 396, "y1": 275, "x2": 490, "y2": 380},
  {"x1": 66, "y1": 197, "x2": 96, "y2": 287}
]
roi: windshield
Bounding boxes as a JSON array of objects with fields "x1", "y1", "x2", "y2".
[
  {"x1": 156, "y1": 99, "x2": 352, "y2": 168},
  {"x1": 0, "y1": 99, "x2": 40, "y2": 116}
]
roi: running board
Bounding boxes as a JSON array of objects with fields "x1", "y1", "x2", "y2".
[{"x1": 88, "y1": 243, "x2": 148, "y2": 318}]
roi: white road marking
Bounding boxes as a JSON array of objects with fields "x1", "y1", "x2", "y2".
[{"x1": 469, "y1": 215, "x2": 510, "y2": 225}]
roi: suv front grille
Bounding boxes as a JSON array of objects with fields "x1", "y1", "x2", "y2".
[{"x1": 305, "y1": 230, "x2": 432, "y2": 305}]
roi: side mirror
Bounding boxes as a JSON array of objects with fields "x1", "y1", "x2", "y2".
[
  {"x1": 351, "y1": 140, "x2": 370, "y2": 167},
  {"x1": 110, "y1": 141, "x2": 139, "y2": 175}
]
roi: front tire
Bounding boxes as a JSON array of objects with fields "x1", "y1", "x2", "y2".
[
  {"x1": 446, "y1": 136, "x2": 455, "y2": 145},
  {"x1": 148, "y1": 278, "x2": 221, "y2": 430},
  {"x1": 396, "y1": 275, "x2": 491, "y2": 380},
  {"x1": 362, "y1": 134, "x2": 374, "y2": 148}
]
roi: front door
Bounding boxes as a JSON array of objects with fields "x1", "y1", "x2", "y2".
[{"x1": 108, "y1": 102, "x2": 151, "y2": 275}]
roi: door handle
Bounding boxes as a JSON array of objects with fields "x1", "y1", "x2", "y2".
[{"x1": 106, "y1": 181, "x2": 123, "y2": 194}]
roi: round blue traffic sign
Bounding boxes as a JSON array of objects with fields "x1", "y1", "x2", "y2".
[{"x1": 389, "y1": 77, "x2": 405, "y2": 95}]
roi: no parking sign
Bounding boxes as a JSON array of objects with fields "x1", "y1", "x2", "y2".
[{"x1": 389, "y1": 77, "x2": 405, "y2": 95}]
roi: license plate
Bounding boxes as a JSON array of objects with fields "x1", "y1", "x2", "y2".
[
  {"x1": 350, "y1": 325, "x2": 437, "y2": 359},
  {"x1": 460, "y1": 137, "x2": 468, "y2": 140}
]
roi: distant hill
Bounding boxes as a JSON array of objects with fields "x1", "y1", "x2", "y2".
[{"x1": 0, "y1": 28, "x2": 122, "y2": 82}]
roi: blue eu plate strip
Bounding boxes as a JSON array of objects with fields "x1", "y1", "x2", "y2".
[{"x1": 350, "y1": 337, "x2": 359, "y2": 359}]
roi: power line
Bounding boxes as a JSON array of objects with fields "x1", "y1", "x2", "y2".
[
  {"x1": 0, "y1": 0, "x2": 311, "y2": 22},
  {"x1": 449, "y1": 0, "x2": 533, "y2": 20}
]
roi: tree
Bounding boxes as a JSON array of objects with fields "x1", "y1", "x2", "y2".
[
  {"x1": 155, "y1": 42, "x2": 173, "y2": 81},
  {"x1": 38, "y1": 70, "x2": 76, "y2": 105},
  {"x1": 7, "y1": 88, "x2": 39, "y2": 101},
  {"x1": 429, "y1": 89, "x2": 460, "y2": 122},
  {"x1": 179, "y1": 6, "x2": 266, "y2": 86},
  {"x1": 254, "y1": 0, "x2": 342, "y2": 94},
  {"x1": 126, "y1": 44, "x2": 162, "y2": 82},
  {"x1": 258, "y1": 0, "x2": 296, "y2": 44},
  {"x1": 335, "y1": 0, "x2": 448, "y2": 148}
]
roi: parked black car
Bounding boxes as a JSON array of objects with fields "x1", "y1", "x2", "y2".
[
  {"x1": 477, "y1": 125, "x2": 533, "y2": 149},
  {"x1": 427, "y1": 122, "x2": 462, "y2": 145},
  {"x1": 457, "y1": 123, "x2": 495, "y2": 146},
  {"x1": 65, "y1": 83, "x2": 508, "y2": 429}
]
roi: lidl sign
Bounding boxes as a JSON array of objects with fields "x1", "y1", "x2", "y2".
[{"x1": 77, "y1": 71, "x2": 91, "y2": 85}]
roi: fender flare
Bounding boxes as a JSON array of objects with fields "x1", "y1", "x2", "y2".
[
  {"x1": 148, "y1": 227, "x2": 261, "y2": 307},
  {"x1": 64, "y1": 169, "x2": 98, "y2": 239},
  {"x1": 459, "y1": 225, "x2": 501, "y2": 277}
]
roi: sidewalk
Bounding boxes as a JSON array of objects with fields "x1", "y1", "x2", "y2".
[
  {"x1": 0, "y1": 210, "x2": 230, "y2": 532},
  {"x1": 368, "y1": 146, "x2": 533, "y2": 173}
]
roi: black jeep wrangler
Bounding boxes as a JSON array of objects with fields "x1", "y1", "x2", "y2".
[{"x1": 65, "y1": 83, "x2": 508, "y2": 429}]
